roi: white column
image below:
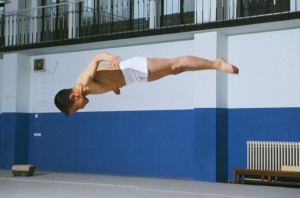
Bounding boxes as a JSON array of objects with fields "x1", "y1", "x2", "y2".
[
  {"x1": 2, "y1": 54, "x2": 18, "y2": 112},
  {"x1": 16, "y1": 54, "x2": 31, "y2": 112},
  {"x1": 193, "y1": 31, "x2": 228, "y2": 108},
  {"x1": 1, "y1": 53, "x2": 31, "y2": 113},
  {"x1": 193, "y1": 32, "x2": 217, "y2": 108},
  {"x1": 216, "y1": 32, "x2": 228, "y2": 108}
]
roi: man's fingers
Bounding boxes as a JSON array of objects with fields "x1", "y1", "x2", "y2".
[
  {"x1": 111, "y1": 56, "x2": 121, "y2": 70},
  {"x1": 112, "y1": 61, "x2": 120, "y2": 70},
  {"x1": 115, "y1": 56, "x2": 121, "y2": 63}
]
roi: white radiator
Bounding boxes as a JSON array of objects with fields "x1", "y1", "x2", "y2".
[{"x1": 247, "y1": 141, "x2": 300, "y2": 171}]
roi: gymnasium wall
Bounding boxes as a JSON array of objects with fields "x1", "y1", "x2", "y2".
[
  {"x1": 1, "y1": 28, "x2": 300, "y2": 182},
  {"x1": 227, "y1": 28, "x2": 300, "y2": 180},
  {"x1": 26, "y1": 37, "x2": 223, "y2": 181}
]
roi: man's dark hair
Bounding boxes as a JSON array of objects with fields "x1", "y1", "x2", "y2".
[{"x1": 54, "y1": 88, "x2": 74, "y2": 116}]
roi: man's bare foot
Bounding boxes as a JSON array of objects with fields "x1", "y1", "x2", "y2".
[{"x1": 215, "y1": 58, "x2": 239, "y2": 74}]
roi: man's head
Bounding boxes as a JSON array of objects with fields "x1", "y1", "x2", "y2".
[
  {"x1": 54, "y1": 88, "x2": 89, "y2": 116},
  {"x1": 54, "y1": 88, "x2": 74, "y2": 116}
]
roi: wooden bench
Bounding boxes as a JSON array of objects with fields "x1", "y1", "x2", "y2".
[{"x1": 233, "y1": 168, "x2": 300, "y2": 187}]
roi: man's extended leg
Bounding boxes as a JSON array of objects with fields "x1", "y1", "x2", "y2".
[{"x1": 147, "y1": 56, "x2": 238, "y2": 82}]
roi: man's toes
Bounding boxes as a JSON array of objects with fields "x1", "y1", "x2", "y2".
[{"x1": 233, "y1": 66, "x2": 239, "y2": 74}]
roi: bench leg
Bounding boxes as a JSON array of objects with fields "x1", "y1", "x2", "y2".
[{"x1": 233, "y1": 170, "x2": 236, "y2": 184}]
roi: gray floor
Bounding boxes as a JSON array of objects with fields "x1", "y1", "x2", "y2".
[{"x1": 0, "y1": 170, "x2": 299, "y2": 198}]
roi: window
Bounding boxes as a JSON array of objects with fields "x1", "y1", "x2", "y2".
[
  {"x1": 237, "y1": 0, "x2": 290, "y2": 17},
  {"x1": 41, "y1": 0, "x2": 68, "y2": 41},
  {"x1": 161, "y1": 0, "x2": 195, "y2": 26},
  {"x1": 0, "y1": 3, "x2": 4, "y2": 44},
  {"x1": 78, "y1": 0, "x2": 149, "y2": 36},
  {"x1": 0, "y1": 3, "x2": 4, "y2": 14}
]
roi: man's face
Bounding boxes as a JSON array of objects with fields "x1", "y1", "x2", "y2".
[{"x1": 68, "y1": 96, "x2": 89, "y2": 115}]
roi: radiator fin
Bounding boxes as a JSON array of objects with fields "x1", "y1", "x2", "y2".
[{"x1": 247, "y1": 141, "x2": 300, "y2": 171}]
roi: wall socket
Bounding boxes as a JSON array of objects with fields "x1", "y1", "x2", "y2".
[{"x1": 34, "y1": 133, "x2": 42, "y2": 137}]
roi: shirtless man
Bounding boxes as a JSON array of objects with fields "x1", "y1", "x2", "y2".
[{"x1": 54, "y1": 52, "x2": 238, "y2": 115}]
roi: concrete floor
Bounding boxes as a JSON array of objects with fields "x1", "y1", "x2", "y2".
[{"x1": 0, "y1": 170, "x2": 299, "y2": 198}]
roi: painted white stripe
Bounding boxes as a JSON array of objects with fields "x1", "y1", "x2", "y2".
[{"x1": 0, "y1": 177, "x2": 251, "y2": 198}]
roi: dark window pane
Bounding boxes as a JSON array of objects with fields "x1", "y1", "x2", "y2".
[{"x1": 237, "y1": 0, "x2": 290, "y2": 17}]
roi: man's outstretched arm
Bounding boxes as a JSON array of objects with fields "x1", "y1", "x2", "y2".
[
  {"x1": 86, "y1": 52, "x2": 120, "y2": 78},
  {"x1": 78, "y1": 52, "x2": 120, "y2": 84}
]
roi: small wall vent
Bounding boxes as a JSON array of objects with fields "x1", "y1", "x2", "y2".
[{"x1": 34, "y1": 59, "x2": 45, "y2": 71}]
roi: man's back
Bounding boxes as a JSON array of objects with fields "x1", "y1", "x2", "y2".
[{"x1": 91, "y1": 64, "x2": 126, "y2": 94}]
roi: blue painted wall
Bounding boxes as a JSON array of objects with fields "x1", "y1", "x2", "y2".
[
  {"x1": 1, "y1": 108, "x2": 300, "y2": 182},
  {"x1": 193, "y1": 108, "x2": 217, "y2": 181},
  {"x1": 27, "y1": 109, "x2": 223, "y2": 181},
  {"x1": 0, "y1": 113, "x2": 29, "y2": 169},
  {"x1": 228, "y1": 108, "x2": 300, "y2": 181},
  {"x1": 216, "y1": 108, "x2": 228, "y2": 182},
  {"x1": 29, "y1": 110, "x2": 198, "y2": 179}
]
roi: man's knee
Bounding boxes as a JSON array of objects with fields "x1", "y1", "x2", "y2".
[
  {"x1": 170, "y1": 58, "x2": 185, "y2": 75},
  {"x1": 170, "y1": 65, "x2": 182, "y2": 75}
]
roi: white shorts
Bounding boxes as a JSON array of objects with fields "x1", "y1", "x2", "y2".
[{"x1": 119, "y1": 57, "x2": 148, "y2": 85}]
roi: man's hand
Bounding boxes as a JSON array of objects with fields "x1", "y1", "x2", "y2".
[
  {"x1": 112, "y1": 56, "x2": 121, "y2": 70},
  {"x1": 94, "y1": 52, "x2": 121, "y2": 69}
]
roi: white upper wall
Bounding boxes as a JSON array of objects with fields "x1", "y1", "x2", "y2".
[{"x1": 228, "y1": 28, "x2": 300, "y2": 108}]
